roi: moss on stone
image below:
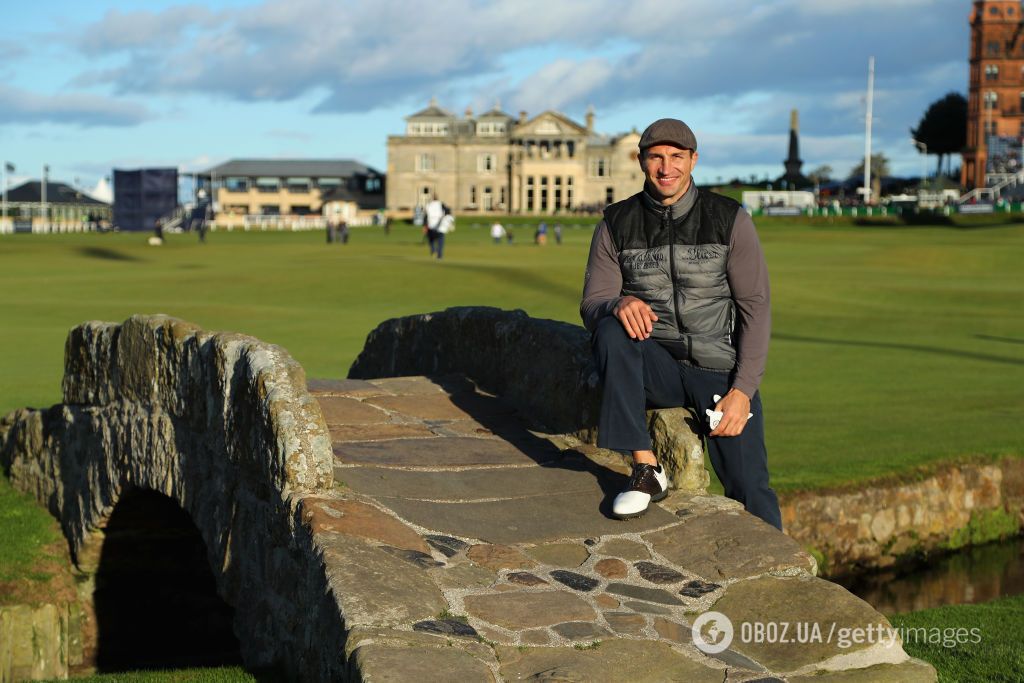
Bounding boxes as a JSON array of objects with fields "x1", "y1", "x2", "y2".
[
  {"x1": 805, "y1": 546, "x2": 828, "y2": 575},
  {"x1": 940, "y1": 507, "x2": 1020, "y2": 552}
]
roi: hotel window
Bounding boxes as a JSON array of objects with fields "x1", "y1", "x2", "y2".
[
  {"x1": 985, "y1": 65, "x2": 1000, "y2": 81},
  {"x1": 416, "y1": 154, "x2": 435, "y2": 172},
  {"x1": 260, "y1": 204, "x2": 280, "y2": 215},
  {"x1": 605, "y1": 187, "x2": 614, "y2": 205},
  {"x1": 291, "y1": 205, "x2": 311, "y2": 215},
  {"x1": 317, "y1": 177, "x2": 341, "y2": 189},
  {"x1": 256, "y1": 177, "x2": 280, "y2": 192},
  {"x1": 591, "y1": 158, "x2": 608, "y2": 177},
  {"x1": 478, "y1": 153, "x2": 496, "y2": 173},
  {"x1": 470, "y1": 185, "x2": 477, "y2": 205},
  {"x1": 526, "y1": 176, "x2": 535, "y2": 212},
  {"x1": 364, "y1": 177, "x2": 381, "y2": 192},
  {"x1": 482, "y1": 186, "x2": 493, "y2": 211},
  {"x1": 225, "y1": 177, "x2": 249, "y2": 192},
  {"x1": 540, "y1": 176, "x2": 549, "y2": 212},
  {"x1": 987, "y1": 40, "x2": 1000, "y2": 56},
  {"x1": 286, "y1": 177, "x2": 311, "y2": 192},
  {"x1": 985, "y1": 91, "x2": 999, "y2": 109}
]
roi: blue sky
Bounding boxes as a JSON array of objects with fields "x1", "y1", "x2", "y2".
[{"x1": 1, "y1": 0, "x2": 968, "y2": 194}]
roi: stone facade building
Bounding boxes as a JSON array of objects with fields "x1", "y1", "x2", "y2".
[
  {"x1": 962, "y1": 0, "x2": 1024, "y2": 189},
  {"x1": 386, "y1": 101, "x2": 641, "y2": 215}
]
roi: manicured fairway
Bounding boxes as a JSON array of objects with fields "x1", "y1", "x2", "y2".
[{"x1": 1, "y1": 217, "x2": 1022, "y2": 491}]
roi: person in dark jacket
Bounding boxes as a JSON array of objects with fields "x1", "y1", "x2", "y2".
[{"x1": 580, "y1": 118, "x2": 781, "y2": 529}]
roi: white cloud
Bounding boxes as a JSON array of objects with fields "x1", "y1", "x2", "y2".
[{"x1": 0, "y1": 85, "x2": 151, "y2": 127}]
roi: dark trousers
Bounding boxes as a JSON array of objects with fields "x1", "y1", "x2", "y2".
[{"x1": 592, "y1": 316, "x2": 782, "y2": 529}]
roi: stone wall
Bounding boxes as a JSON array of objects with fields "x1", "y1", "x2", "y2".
[
  {"x1": 352, "y1": 306, "x2": 1023, "y2": 576},
  {"x1": 349, "y1": 306, "x2": 709, "y2": 492},
  {"x1": 0, "y1": 604, "x2": 82, "y2": 683},
  {"x1": 781, "y1": 458, "x2": 1024, "y2": 576},
  {"x1": 0, "y1": 315, "x2": 347, "y2": 680}
]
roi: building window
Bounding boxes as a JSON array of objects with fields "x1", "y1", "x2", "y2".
[
  {"x1": 987, "y1": 40, "x2": 1000, "y2": 56},
  {"x1": 554, "y1": 176, "x2": 562, "y2": 211},
  {"x1": 985, "y1": 64, "x2": 1000, "y2": 81},
  {"x1": 256, "y1": 177, "x2": 280, "y2": 192},
  {"x1": 418, "y1": 185, "x2": 432, "y2": 206},
  {"x1": 499, "y1": 186, "x2": 506, "y2": 207},
  {"x1": 291, "y1": 205, "x2": 311, "y2": 215},
  {"x1": 482, "y1": 186, "x2": 493, "y2": 211},
  {"x1": 317, "y1": 177, "x2": 341, "y2": 189},
  {"x1": 566, "y1": 141, "x2": 575, "y2": 158},
  {"x1": 990, "y1": 6, "x2": 1000, "y2": 15},
  {"x1": 605, "y1": 187, "x2": 614, "y2": 205},
  {"x1": 540, "y1": 176, "x2": 549, "y2": 212},
  {"x1": 408, "y1": 122, "x2": 449, "y2": 136},
  {"x1": 260, "y1": 205, "x2": 280, "y2": 215},
  {"x1": 416, "y1": 154, "x2": 435, "y2": 172},
  {"x1": 985, "y1": 91, "x2": 999, "y2": 109},
  {"x1": 526, "y1": 176, "x2": 535, "y2": 212},
  {"x1": 478, "y1": 154, "x2": 496, "y2": 173},
  {"x1": 477, "y1": 122, "x2": 506, "y2": 136},
  {"x1": 365, "y1": 177, "x2": 381, "y2": 192},
  {"x1": 469, "y1": 185, "x2": 477, "y2": 205},
  {"x1": 287, "y1": 177, "x2": 311, "y2": 193},
  {"x1": 225, "y1": 177, "x2": 249, "y2": 192},
  {"x1": 591, "y1": 158, "x2": 608, "y2": 177}
]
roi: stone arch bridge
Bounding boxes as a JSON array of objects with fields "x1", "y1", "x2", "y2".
[{"x1": 0, "y1": 311, "x2": 935, "y2": 682}]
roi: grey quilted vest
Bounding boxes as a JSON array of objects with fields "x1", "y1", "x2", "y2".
[{"x1": 603, "y1": 189, "x2": 741, "y2": 370}]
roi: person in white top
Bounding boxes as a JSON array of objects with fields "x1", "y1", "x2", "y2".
[
  {"x1": 490, "y1": 221, "x2": 506, "y2": 244},
  {"x1": 435, "y1": 211, "x2": 455, "y2": 260},
  {"x1": 424, "y1": 196, "x2": 445, "y2": 257}
]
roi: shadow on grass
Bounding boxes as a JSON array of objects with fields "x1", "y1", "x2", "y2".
[
  {"x1": 976, "y1": 334, "x2": 1024, "y2": 346},
  {"x1": 851, "y1": 213, "x2": 1024, "y2": 229},
  {"x1": 774, "y1": 333, "x2": 1024, "y2": 367},
  {"x1": 77, "y1": 246, "x2": 144, "y2": 262},
  {"x1": 441, "y1": 261, "x2": 580, "y2": 302}
]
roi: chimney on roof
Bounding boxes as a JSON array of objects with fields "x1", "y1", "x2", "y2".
[
  {"x1": 519, "y1": 110, "x2": 527, "y2": 124},
  {"x1": 586, "y1": 106, "x2": 595, "y2": 133}
]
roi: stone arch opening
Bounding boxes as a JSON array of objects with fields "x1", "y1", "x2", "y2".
[{"x1": 92, "y1": 488, "x2": 242, "y2": 673}]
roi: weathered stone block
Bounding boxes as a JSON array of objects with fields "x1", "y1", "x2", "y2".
[{"x1": 647, "y1": 407, "x2": 709, "y2": 492}]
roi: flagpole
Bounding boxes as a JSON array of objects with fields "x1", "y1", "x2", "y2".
[
  {"x1": 41, "y1": 164, "x2": 48, "y2": 232},
  {"x1": 863, "y1": 56, "x2": 875, "y2": 205},
  {"x1": 2, "y1": 162, "x2": 7, "y2": 232}
]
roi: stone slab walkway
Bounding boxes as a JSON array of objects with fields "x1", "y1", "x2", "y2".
[{"x1": 303, "y1": 376, "x2": 936, "y2": 682}]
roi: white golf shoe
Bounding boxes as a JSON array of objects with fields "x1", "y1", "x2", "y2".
[{"x1": 612, "y1": 462, "x2": 669, "y2": 519}]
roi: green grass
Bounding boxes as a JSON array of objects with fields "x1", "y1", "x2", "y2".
[
  {"x1": 1, "y1": 217, "x2": 1022, "y2": 493},
  {"x1": 890, "y1": 594, "x2": 1024, "y2": 682},
  {"x1": 46, "y1": 666, "x2": 259, "y2": 682},
  {"x1": 0, "y1": 474, "x2": 64, "y2": 596}
]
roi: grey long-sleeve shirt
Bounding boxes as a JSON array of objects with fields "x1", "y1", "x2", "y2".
[{"x1": 580, "y1": 185, "x2": 771, "y2": 398}]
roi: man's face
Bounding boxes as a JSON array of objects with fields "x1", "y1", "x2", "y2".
[{"x1": 640, "y1": 144, "x2": 699, "y2": 205}]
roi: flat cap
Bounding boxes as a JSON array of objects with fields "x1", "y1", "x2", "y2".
[{"x1": 638, "y1": 118, "x2": 697, "y2": 151}]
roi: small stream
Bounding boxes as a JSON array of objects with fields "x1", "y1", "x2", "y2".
[{"x1": 835, "y1": 536, "x2": 1024, "y2": 615}]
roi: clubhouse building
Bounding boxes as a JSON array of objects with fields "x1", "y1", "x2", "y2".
[
  {"x1": 386, "y1": 101, "x2": 641, "y2": 215},
  {"x1": 197, "y1": 159, "x2": 385, "y2": 229}
]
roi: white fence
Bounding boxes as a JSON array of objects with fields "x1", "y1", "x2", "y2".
[
  {"x1": 0, "y1": 221, "x2": 102, "y2": 235},
  {"x1": 213, "y1": 214, "x2": 377, "y2": 231}
]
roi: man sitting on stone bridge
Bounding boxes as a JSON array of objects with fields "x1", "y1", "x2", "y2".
[{"x1": 580, "y1": 118, "x2": 782, "y2": 530}]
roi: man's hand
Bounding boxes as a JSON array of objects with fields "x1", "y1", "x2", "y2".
[
  {"x1": 614, "y1": 296, "x2": 658, "y2": 340},
  {"x1": 710, "y1": 388, "x2": 751, "y2": 437}
]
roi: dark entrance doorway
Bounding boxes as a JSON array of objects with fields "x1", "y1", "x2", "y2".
[{"x1": 93, "y1": 488, "x2": 243, "y2": 672}]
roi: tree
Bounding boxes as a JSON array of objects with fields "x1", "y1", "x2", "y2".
[
  {"x1": 910, "y1": 92, "x2": 967, "y2": 177},
  {"x1": 808, "y1": 165, "x2": 833, "y2": 184},
  {"x1": 848, "y1": 153, "x2": 890, "y2": 180}
]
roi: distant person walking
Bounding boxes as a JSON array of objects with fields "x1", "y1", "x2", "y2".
[
  {"x1": 435, "y1": 210, "x2": 455, "y2": 260},
  {"x1": 554, "y1": 223, "x2": 563, "y2": 245},
  {"x1": 490, "y1": 220, "x2": 506, "y2": 244},
  {"x1": 535, "y1": 221, "x2": 548, "y2": 245},
  {"x1": 425, "y1": 195, "x2": 445, "y2": 257}
]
